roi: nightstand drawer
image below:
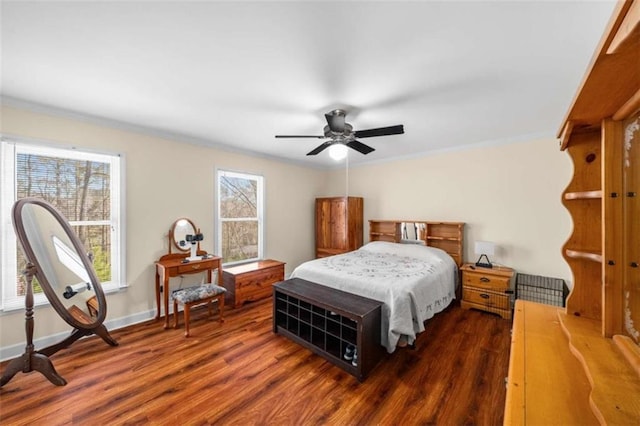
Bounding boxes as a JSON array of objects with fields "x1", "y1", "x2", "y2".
[
  {"x1": 463, "y1": 271, "x2": 510, "y2": 290},
  {"x1": 463, "y1": 287, "x2": 510, "y2": 310}
]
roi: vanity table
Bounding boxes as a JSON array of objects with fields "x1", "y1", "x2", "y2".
[
  {"x1": 155, "y1": 218, "x2": 223, "y2": 329},
  {"x1": 155, "y1": 254, "x2": 222, "y2": 329}
]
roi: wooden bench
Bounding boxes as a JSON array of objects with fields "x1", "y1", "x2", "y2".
[{"x1": 221, "y1": 259, "x2": 285, "y2": 308}]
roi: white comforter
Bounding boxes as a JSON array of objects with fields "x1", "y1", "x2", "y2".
[{"x1": 290, "y1": 241, "x2": 458, "y2": 353}]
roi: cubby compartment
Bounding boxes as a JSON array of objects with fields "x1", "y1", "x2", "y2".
[
  {"x1": 299, "y1": 307, "x2": 311, "y2": 323},
  {"x1": 326, "y1": 317, "x2": 340, "y2": 337},
  {"x1": 287, "y1": 304, "x2": 299, "y2": 318},
  {"x1": 311, "y1": 330, "x2": 324, "y2": 349},
  {"x1": 273, "y1": 278, "x2": 384, "y2": 381},
  {"x1": 299, "y1": 322, "x2": 311, "y2": 343},
  {"x1": 312, "y1": 313, "x2": 325, "y2": 329},
  {"x1": 326, "y1": 335, "x2": 342, "y2": 359},
  {"x1": 342, "y1": 325, "x2": 357, "y2": 344}
]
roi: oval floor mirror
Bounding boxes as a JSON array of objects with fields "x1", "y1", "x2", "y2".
[{"x1": 0, "y1": 198, "x2": 118, "y2": 387}]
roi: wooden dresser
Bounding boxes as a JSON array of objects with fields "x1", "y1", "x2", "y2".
[
  {"x1": 222, "y1": 259, "x2": 285, "y2": 308},
  {"x1": 315, "y1": 197, "x2": 363, "y2": 258}
]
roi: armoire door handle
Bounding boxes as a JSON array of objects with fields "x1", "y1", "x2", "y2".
[{"x1": 631, "y1": 262, "x2": 639, "y2": 268}]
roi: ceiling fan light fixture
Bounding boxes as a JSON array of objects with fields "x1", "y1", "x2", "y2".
[
  {"x1": 277, "y1": 109, "x2": 404, "y2": 158},
  {"x1": 328, "y1": 143, "x2": 348, "y2": 161}
]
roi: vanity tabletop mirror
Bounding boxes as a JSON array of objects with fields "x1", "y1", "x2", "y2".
[
  {"x1": 169, "y1": 217, "x2": 197, "y2": 254},
  {"x1": 0, "y1": 198, "x2": 118, "y2": 387}
]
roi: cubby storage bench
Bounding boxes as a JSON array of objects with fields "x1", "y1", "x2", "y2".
[{"x1": 273, "y1": 278, "x2": 384, "y2": 381}]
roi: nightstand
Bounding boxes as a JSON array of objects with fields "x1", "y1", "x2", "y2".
[{"x1": 460, "y1": 263, "x2": 514, "y2": 319}]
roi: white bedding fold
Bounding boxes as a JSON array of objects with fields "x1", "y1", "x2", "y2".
[{"x1": 290, "y1": 241, "x2": 457, "y2": 353}]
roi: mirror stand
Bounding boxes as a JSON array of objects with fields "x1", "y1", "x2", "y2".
[
  {"x1": 0, "y1": 263, "x2": 119, "y2": 387},
  {"x1": 1, "y1": 198, "x2": 120, "y2": 387},
  {"x1": 0, "y1": 264, "x2": 66, "y2": 386}
]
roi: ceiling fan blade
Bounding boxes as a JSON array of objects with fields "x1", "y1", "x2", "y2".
[
  {"x1": 325, "y1": 111, "x2": 346, "y2": 133},
  {"x1": 354, "y1": 124, "x2": 404, "y2": 138},
  {"x1": 346, "y1": 140, "x2": 375, "y2": 155},
  {"x1": 275, "y1": 135, "x2": 325, "y2": 139},
  {"x1": 307, "y1": 141, "x2": 333, "y2": 156}
]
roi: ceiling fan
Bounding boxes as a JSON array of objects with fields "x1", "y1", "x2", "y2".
[{"x1": 275, "y1": 109, "x2": 404, "y2": 156}]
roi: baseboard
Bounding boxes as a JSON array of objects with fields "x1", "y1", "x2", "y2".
[{"x1": 0, "y1": 309, "x2": 156, "y2": 362}]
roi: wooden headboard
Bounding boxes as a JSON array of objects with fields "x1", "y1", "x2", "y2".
[{"x1": 369, "y1": 220, "x2": 465, "y2": 267}]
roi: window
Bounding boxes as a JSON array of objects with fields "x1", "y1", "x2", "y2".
[
  {"x1": 0, "y1": 140, "x2": 125, "y2": 311},
  {"x1": 216, "y1": 170, "x2": 264, "y2": 265}
]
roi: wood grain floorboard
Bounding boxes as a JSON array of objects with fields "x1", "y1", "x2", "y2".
[{"x1": 0, "y1": 298, "x2": 511, "y2": 425}]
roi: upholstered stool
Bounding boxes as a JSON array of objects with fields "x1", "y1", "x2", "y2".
[{"x1": 171, "y1": 284, "x2": 226, "y2": 337}]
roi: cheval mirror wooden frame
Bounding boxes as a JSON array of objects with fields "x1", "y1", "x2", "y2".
[{"x1": 0, "y1": 197, "x2": 118, "y2": 387}]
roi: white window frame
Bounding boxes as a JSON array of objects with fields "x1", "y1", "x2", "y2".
[
  {"x1": 0, "y1": 138, "x2": 126, "y2": 312},
  {"x1": 216, "y1": 169, "x2": 264, "y2": 266}
]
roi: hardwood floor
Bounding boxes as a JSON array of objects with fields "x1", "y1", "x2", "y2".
[{"x1": 0, "y1": 298, "x2": 511, "y2": 425}]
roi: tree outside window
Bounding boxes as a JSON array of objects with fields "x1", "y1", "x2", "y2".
[
  {"x1": 217, "y1": 170, "x2": 263, "y2": 264},
  {"x1": 1, "y1": 141, "x2": 123, "y2": 310}
]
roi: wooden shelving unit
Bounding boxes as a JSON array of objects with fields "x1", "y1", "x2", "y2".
[
  {"x1": 425, "y1": 222, "x2": 464, "y2": 266},
  {"x1": 561, "y1": 130, "x2": 604, "y2": 321},
  {"x1": 505, "y1": 1, "x2": 640, "y2": 423},
  {"x1": 368, "y1": 221, "x2": 400, "y2": 243},
  {"x1": 273, "y1": 278, "x2": 383, "y2": 382}
]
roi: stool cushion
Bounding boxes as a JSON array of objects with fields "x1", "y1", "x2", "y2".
[{"x1": 172, "y1": 284, "x2": 226, "y2": 304}]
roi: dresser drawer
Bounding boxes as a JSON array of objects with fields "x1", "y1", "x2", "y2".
[
  {"x1": 236, "y1": 281, "x2": 275, "y2": 303},
  {"x1": 463, "y1": 271, "x2": 510, "y2": 290},
  {"x1": 176, "y1": 260, "x2": 215, "y2": 275},
  {"x1": 463, "y1": 287, "x2": 510, "y2": 310},
  {"x1": 235, "y1": 265, "x2": 284, "y2": 290}
]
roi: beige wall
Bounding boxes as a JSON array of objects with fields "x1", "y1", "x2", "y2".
[
  {"x1": 0, "y1": 104, "x2": 575, "y2": 357},
  {"x1": 326, "y1": 139, "x2": 574, "y2": 283},
  {"x1": 0, "y1": 105, "x2": 325, "y2": 352}
]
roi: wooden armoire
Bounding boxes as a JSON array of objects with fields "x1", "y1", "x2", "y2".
[
  {"x1": 315, "y1": 197, "x2": 363, "y2": 258},
  {"x1": 504, "y1": 1, "x2": 640, "y2": 423}
]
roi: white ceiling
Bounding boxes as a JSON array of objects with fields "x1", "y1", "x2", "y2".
[{"x1": 1, "y1": 0, "x2": 617, "y2": 168}]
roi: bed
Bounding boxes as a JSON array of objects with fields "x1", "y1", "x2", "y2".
[{"x1": 290, "y1": 240, "x2": 460, "y2": 353}]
